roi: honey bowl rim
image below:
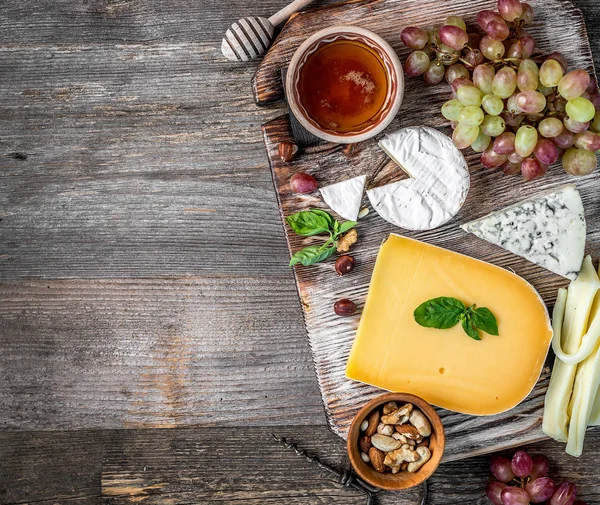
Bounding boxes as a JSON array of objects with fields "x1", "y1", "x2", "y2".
[
  {"x1": 346, "y1": 392, "x2": 445, "y2": 491},
  {"x1": 286, "y1": 25, "x2": 404, "y2": 144}
]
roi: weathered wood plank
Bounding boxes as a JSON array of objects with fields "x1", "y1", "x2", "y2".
[
  {"x1": 0, "y1": 277, "x2": 325, "y2": 429},
  {"x1": 256, "y1": 0, "x2": 600, "y2": 461},
  {"x1": 2, "y1": 427, "x2": 599, "y2": 505}
]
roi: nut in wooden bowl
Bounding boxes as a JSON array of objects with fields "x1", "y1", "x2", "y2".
[{"x1": 347, "y1": 392, "x2": 445, "y2": 491}]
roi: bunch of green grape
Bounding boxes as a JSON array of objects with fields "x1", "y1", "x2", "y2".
[{"x1": 400, "y1": 0, "x2": 600, "y2": 179}]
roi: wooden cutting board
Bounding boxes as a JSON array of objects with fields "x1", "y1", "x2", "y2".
[{"x1": 253, "y1": 0, "x2": 600, "y2": 462}]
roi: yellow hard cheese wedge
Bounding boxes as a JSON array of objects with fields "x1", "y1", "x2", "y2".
[{"x1": 346, "y1": 234, "x2": 553, "y2": 415}]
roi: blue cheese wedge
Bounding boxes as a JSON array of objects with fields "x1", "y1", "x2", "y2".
[
  {"x1": 367, "y1": 126, "x2": 470, "y2": 231},
  {"x1": 461, "y1": 184, "x2": 586, "y2": 280},
  {"x1": 320, "y1": 175, "x2": 366, "y2": 222}
]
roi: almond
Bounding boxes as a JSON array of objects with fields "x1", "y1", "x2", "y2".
[
  {"x1": 368, "y1": 447, "x2": 385, "y2": 473},
  {"x1": 365, "y1": 409, "x2": 380, "y2": 437}
]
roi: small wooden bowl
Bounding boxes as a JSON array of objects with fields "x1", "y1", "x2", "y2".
[{"x1": 347, "y1": 392, "x2": 445, "y2": 491}]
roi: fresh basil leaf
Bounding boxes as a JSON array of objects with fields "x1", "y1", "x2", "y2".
[
  {"x1": 286, "y1": 210, "x2": 333, "y2": 237},
  {"x1": 414, "y1": 297, "x2": 466, "y2": 330},
  {"x1": 336, "y1": 220, "x2": 357, "y2": 236},
  {"x1": 462, "y1": 317, "x2": 481, "y2": 340},
  {"x1": 471, "y1": 307, "x2": 499, "y2": 336},
  {"x1": 310, "y1": 209, "x2": 336, "y2": 229},
  {"x1": 289, "y1": 244, "x2": 336, "y2": 266}
]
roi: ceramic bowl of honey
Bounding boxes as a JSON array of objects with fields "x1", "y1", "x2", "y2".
[{"x1": 286, "y1": 25, "x2": 404, "y2": 144}]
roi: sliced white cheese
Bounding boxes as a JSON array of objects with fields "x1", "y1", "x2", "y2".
[
  {"x1": 320, "y1": 175, "x2": 366, "y2": 222},
  {"x1": 461, "y1": 185, "x2": 586, "y2": 280},
  {"x1": 367, "y1": 126, "x2": 470, "y2": 231}
]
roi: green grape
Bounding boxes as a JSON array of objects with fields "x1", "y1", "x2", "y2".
[
  {"x1": 506, "y1": 93, "x2": 522, "y2": 114},
  {"x1": 441, "y1": 99, "x2": 464, "y2": 121},
  {"x1": 492, "y1": 67, "x2": 517, "y2": 99},
  {"x1": 538, "y1": 84, "x2": 554, "y2": 96},
  {"x1": 480, "y1": 35, "x2": 505, "y2": 60},
  {"x1": 473, "y1": 64, "x2": 495, "y2": 95},
  {"x1": 457, "y1": 86, "x2": 483, "y2": 106},
  {"x1": 445, "y1": 15, "x2": 467, "y2": 31},
  {"x1": 565, "y1": 96, "x2": 596, "y2": 123},
  {"x1": 452, "y1": 123, "x2": 480, "y2": 149},
  {"x1": 471, "y1": 129, "x2": 491, "y2": 152},
  {"x1": 481, "y1": 115, "x2": 506, "y2": 137},
  {"x1": 515, "y1": 125, "x2": 538, "y2": 157},
  {"x1": 517, "y1": 59, "x2": 539, "y2": 91},
  {"x1": 538, "y1": 117, "x2": 564, "y2": 138},
  {"x1": 558, "y1": 70, "x2": 590, "y2": 100},
  {"x1": 591, "y1": 111, "x2": 600, "y2": 132},
  {"x1": 458, "y1": 105, "x2": 485, "y2": 126},
  {"x1": 539, "y1": 59, "x2": 564, "y2": 87},
  {"x1": 562, "y1": 147, "x2": 597, "y2": 175},
  {"x1": 482, "y1": 94, "x2": 504, "y2": 116}
]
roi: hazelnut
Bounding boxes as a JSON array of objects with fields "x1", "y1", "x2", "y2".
[
  {"x1": 335, "y1": 255, "x2": 355, "y2": 276},
  {"x1": 278, "y1": 141, "x2": 299, "y2": 162},
  {"x1": 334, "y1": 298, "x2": 357, "y2": 317}
]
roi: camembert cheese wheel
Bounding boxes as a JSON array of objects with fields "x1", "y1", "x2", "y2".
[{"x1": 346, "y1": 234, "x2": 553, "y2": 415}]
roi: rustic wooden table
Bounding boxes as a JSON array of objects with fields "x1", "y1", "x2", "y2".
[{"x1": 0, "y1": 1, "x2": 599, "y2": 504}]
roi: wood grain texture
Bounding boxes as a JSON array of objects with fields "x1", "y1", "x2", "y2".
[
  {"x1": 257, "y1": 0, "x2": 600, "y2": 461},
  {"x1": 5, "y1": 427, "x2": 597, "y2": 505},
  {"x1": 0, "y1": 277, "x2": 324, "y2": 429}
]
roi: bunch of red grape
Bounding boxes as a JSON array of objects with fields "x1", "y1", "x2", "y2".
[
  {"x1": 400, "y1": 0, "x2": 600, "y2": 180},
  {"x1": 486, "y1": 450, "x2": 587, "y2": 505}
]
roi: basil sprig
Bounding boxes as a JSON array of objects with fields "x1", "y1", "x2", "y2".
[
  {"x1": 414, "y1": 297, "x2": 499, "y2": 341},
  {"x1": 286, "y1": 209, "x2": 356, "y2": 267}
]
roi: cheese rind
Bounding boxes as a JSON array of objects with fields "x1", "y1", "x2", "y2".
[
  {"x1": 346, "y1": 234, "x2": 553, "y2": 416},
  {"x1": 367, "y1": 127, "x2": 470, "y2": 231},
  {"x1": 320, "y1": 175, "x2": 366, "y2": 222},
  {"x1": 461, "y1": 185, "x2": 586, "y2": 280}
]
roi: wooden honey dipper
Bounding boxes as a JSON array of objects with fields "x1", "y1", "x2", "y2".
[{"x1": 221, "y1": 0, "x2": 316, "y2": 62}]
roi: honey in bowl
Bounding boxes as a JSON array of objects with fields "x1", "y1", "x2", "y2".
[{"x1": 298, "y1": 39, "x2": 389, "y2": 134}]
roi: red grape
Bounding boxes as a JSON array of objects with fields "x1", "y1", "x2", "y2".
[
  {"x1": 506, "y1": 41, "x2": 523, "y2": 59},
  {"x1": 516, "y1": 90, "x2": 547, "y2": 113},
  {"x1": 290, "y1": 173, "x2": 318, "y2": 194},
  {"x1": 464, "y1": 48, "x2": 485, "y2": 68},
  {"x1": 564, "y1": 116, "x2": 590, "y2": 134},
  {"x1": 501, "y1": 487, "x2": 531, "y2": 505},
  {"x1": 498, "y1": 0, "x2": 523, "y2": 22},
  {"x1": 481, "y1": 145, "x2": 508, "y2": 168},
  {"x1": 520, "y1": 3, "x2": 534, "y2": 25},
  {"x1": 494, "y1": 132, "x2": 516, "y2": 154},
  {"x1": 511, "y1": 451, "x2": 533, "y2": 477},
  {"x1": 502, "y1": 112, "x2": 525, "y2": 128},
  {"x1": 534, "y1": 139, "x2": 560, "y2": 165},
  {"x1": 485, "y1": 20, "x2": 510, "y2": 41},
  {"x1": 522, "y1": 157, "x2": 548, "y2": 180},
  {"x1": 502, "y1": 160, "x2": 522, "y2": 175},
  {"x1": 574, "y1": 131, "x2": 600, "y2": 151},
  {"x1": 401, "y1": 27, "x2": 429, "y2": 49},
  {"x1": 519, "y1": 36, "x2": 535, "y2": 59},
  {"x1": 527, "y1": 477, "x2": 556, "y2": 503},
  {"x1": 486, "y1": 481, "x2": 508, "y2": 505},
  {"x1": 405, "y1": 51, "x2": 430, "y2": 76},
  {"x1": 477, "y1": 10, "x2": 505, "y2": 32},
  {"x1": 558, "y1": 70, "x2": 590, "y2": 100},
  {"x1": 550, "y1": 482, "x2": 577, "y2": 505},
  {"x1": 553, "y1": 129, "x2": 575, "y2": 149},
  {"x1": 439, "y1": 25, "x2": 469, "y2": 50}
]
